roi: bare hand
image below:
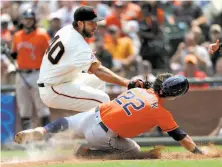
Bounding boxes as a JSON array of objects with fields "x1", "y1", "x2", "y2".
[{"x1": 208, "y1": 39, "x2": 220, "y2": 55}]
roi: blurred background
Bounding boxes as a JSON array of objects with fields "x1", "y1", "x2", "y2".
[{"x1": 1, "y1": 0, "x2": 222, "y2": 148}]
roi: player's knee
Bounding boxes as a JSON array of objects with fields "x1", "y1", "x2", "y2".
[
  {"x1": 127, "y1": 140, "x2": 141, "y2": 154},
  {"x1": 133, "y1": 143, "x2": 141, "y2": 153}
]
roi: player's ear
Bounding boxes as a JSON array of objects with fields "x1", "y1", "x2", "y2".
[{"x1": 77, "y1": 21, "x2": 83, "y2": 28}]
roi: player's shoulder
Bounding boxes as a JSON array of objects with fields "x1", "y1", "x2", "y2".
[{"x1": 57, "y1": 25, "x2": 81, "y2": 41}]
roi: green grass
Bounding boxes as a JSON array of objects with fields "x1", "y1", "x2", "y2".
[{"x1": 39, "y1": 159, "x2": 222, "y2": 167}]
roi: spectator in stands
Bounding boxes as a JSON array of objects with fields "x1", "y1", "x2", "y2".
[
  {"x1": 1, "y1": 14, "x2": 13, "y2": 46},
  {"x1": 123, "y1": 20, "x2": 141, "y2": 56},
  {"x1": 47, "y1": 12, "x2": 62, "y2": 40},
  {"x1": 56, "y1": 1, "x2": 78, "y2": 26},
  {"x1": 171, "y1": 32, "x2": 212, "y2": 75},
  {"x1": 37, "y1": 2, "x2": 50, "y2": 29},
  {"x1": 94, "y1": 20, "x2": 111, "y2": 43},
  {"x1": 85, "y1": 1, "x2": 111, "y2": 18},
  {"x1": 191, "y1": 26, "x2": 204, "y2": 45},
  {"x1": 138, "y1": 1, "x2": 166, "y2": 69},
  {"x1": 120, "y1": 1, "x2": 142, "y2": 21},
  {"x1": 9, "y1": 2, "x2": 21, "y2": 31},
  {"x1": 203, "y1": 25, "x2": 222, "y2": 70},
  {"x1": 173, "y1": 1, "x2": 207, "y2": 28},
  {"x1": 104, "y1": 25, "x2": 135, "y2": 74},
  {"x1": 139, "y1": 1, "x2": 164, "y2": 25},
  {"x1": 178, "y1": 54, "x2": 208, "y2": 89},
  {"x1": 105, "y1": 2, "x2": 123, "y2": 30},
  {"x1": 105, "y1": 1, "x2": 142, "y2": 32},
  {"x1": 95, "y1": 40, "x2": 113, "y2": 69}
]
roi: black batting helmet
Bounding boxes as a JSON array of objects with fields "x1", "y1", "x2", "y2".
[
  {"x1": 160, "y1": 75, "x2": 189, "y2": 98},
  {"x1": 22, "y1": 8, "x2": 36, "y2": 19}
]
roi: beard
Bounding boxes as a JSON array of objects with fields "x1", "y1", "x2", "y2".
[
  {"x1": 23, "y1": 23, "x2": 35, "y2": 34},
  {"x1": 82, "y1": 24, "x2": 93, "y2": 38}
]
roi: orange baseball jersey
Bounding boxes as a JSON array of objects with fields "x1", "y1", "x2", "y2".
[
  {"x1": 99, "y1": 88, "x2": 178, "y2": 138},
  {"x1": 12, "y1": 28, "x2": 50, "y2": 69}
]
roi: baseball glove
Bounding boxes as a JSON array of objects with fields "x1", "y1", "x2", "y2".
[{"x1": 128, "y1": 79, "x2": 153, "y2": 90}]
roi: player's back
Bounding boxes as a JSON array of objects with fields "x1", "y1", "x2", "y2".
[
  {"x1": 38, "y1": 25, "x2": 93, "y2": 85},
  {"x1": 100, "y1": 88, "x2": 177, "y2": 138}
]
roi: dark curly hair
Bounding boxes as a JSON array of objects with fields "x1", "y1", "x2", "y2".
[{"x1": 153, "y1": 73, "x2": 173, "y2": 94}]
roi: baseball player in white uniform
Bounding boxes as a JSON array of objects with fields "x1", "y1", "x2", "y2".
[{"x1": 37, "y1": 6, "x2": 130, "y2": 112}]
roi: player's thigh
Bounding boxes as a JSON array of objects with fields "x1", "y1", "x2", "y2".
[
  {"x1": 65, "y1": 109, "x2": 96, "y2": 138},
  {"x1": 47, "y1": 83, "x2": 110, "y2": 111},
  {"x1": 111, "y1": 137, "x2": 141, "y2": 154},
  {"x1": 84, "y1": 123, "x2": 113, "y2": 150},
  {"x1": 76, "y1": 73, "x2": 105, "y2": 91},
  {"x1": 15, "y1": 73, "x2": 33, "y2": 117}
]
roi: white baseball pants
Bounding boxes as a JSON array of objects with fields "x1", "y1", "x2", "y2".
[
  {"x1": 65, "y1": 107, "x2": 141, "y2": 153},
  {"x1": 39, "y1": 73, "x2": 110, "y2": 112}
]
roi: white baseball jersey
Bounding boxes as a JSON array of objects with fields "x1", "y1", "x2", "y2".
[{"x1": 38, "y1": 25, "x2": 97, "y2": 85}]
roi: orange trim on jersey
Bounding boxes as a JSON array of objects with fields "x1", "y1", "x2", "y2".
[{"x1": 51, "y1": 86, "x2": 103, "y2": 103}]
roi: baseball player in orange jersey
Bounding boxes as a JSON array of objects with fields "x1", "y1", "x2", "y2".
[
  {"x1": 11, "y1": 9, "x2": 51, "y2": 130},
  {"x1": 15, "y1": 73, "x2": 207, "y2": 157},
  {"x1": 37, "y1": 6, "x2": 131, "y2": 112}
]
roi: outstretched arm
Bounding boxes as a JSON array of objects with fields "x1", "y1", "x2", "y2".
[
  {"x1": 179, "y1": 135, "x2": 203, "y2": 154},
  {"x1": 89, "y1": 62, "x2": 129, "y2": 87},
  {"x1": 168, "y1": 128, "x2": 204, "y2": 154},
  {"x1": 209, "y1": 117, "x2": 222, "y2": 136}
]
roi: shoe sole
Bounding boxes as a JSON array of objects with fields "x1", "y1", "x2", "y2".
[{"x1": 14, "y1": 130, "x2": 43, "y2": 144}]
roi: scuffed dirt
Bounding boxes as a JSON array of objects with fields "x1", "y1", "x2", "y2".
[{"x1": 1, "y1": 145, "x2": 222, "y2": 167}]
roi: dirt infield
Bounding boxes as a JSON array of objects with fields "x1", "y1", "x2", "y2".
[{"x1": 2, "y1": 145, "x2": 222, "y2": 167}]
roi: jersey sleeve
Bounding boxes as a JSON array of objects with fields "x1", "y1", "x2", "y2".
[
  {"x1": 72, "y1": 51, "x2": 97, "y2": 71},
  {"x1": 155, "y1": 106, "x2": 178, "y2": 132}
]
